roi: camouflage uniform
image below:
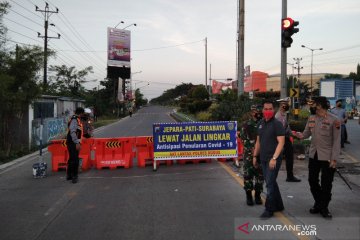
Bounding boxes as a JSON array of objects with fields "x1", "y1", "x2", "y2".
[{"x1": 240, "y1": 118, "x2": 264, "y2": 192}]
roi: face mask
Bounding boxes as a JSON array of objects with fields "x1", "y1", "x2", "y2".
[
  {"x1": 263, "y1": 110, "x2": 274, "y2": 120},
  {"x1": 310, "y1": 107, "x2": 317, "y2": 115},
  {"x1": 282, "y1": 105, "x2": 290, "y2": 111}
]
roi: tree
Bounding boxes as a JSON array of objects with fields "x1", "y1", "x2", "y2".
[
  {"x1": 48, "y1": 65, "x2": 93, "y2": 97},
  {"x1": 0, "y1": 45, "x2": 44, "y2": 158},
  {"x1": 134, "y1": 89, "x2": 148, "y2": 108},
  {"x1": 348, "y1": 63, "x2": 360, "y2": 82}
]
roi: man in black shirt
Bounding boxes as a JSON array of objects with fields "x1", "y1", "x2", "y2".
[{"x1": 253, "y1": 100, "x2": 285, "y2": 219}]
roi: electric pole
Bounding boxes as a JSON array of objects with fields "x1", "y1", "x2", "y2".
[
  {"x1": 280, "y1": 0, "x2": 287, "y2": 98},
  {"x1": 36, "y1": 2, "x2": 60, "y2": 88},
  {"x1": 36, "y1": 2, "x2": 60, "y2": 159},
  {"x1": 237, "y1": 0, "x2": 244, "y2": 96}
]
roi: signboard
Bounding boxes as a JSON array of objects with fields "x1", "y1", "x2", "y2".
[
  {"x1": 107, "y1": 27, "x2": 131, "y2": 67},
  {"x1": 153, "y1": 121, "x2": 237, "y2": 160},
  {"x1": 320, "y1": 81, "x2": 335, "y2": 98},
  {"x1": 289, "y1": 88, "x2": 299, "y2": 97}
]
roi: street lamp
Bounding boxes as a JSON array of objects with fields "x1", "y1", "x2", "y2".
[
  {"x1": 122, "y1": 23, "x2": 137, "y2": 30},
  {"x1": 301, "y1": 45, "x2": 323, "y2": 95},
  {"x1": 114, "y1": 21, "x2": 124, "y2": 28}
]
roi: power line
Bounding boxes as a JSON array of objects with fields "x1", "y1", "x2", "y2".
[
  {"x1": 8, "y1": 0, "x2": 42, "y2": 20},
  {"x1": 133, "y1": 40, "x2": 204, "y2": 52},
  {"x1": 4, "y1": 16, "x2": 38, "y2": 33},
  {"x1": 7, "y1": 28, "x2": 43, "y2": 43},
  {"x1": 7, "y1": 8, "x2": 43, "y2": 28},
  {"x1": 0, "y1": 36, "x2": 40, "y2": 47}
]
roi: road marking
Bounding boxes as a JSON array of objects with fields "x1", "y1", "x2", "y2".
[
  {"x1": 218, "y1": 162, "x2": 310, "y2": 240},
  {"x1": 341, "y1": 151, "x2": 359, "y2": 163}
]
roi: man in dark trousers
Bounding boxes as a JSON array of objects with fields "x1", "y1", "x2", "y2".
[
  {"x1": 66, "y1": 107, "x2": 84, "y2": 184},
  {"x1": 275, "y1": 98, "x2": 301, "y2": 182},
  {"x1": 253, "y1": 100, "x2": 285, "y2": 219},
  {"x1": 297, "y1": 97, "x2": 340, "y2": 218}
]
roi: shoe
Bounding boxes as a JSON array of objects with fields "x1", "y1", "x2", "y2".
[
  {"x1": 72, "y1": 178, "x2": 78, "y2": 184},
  {"x1": 320, "y1": 209, "x2": 332, "y2": 219},
  {"x1": 255, "y1": 191, "x2": 262, "y2": 205},
  {"x1": 286, "y1": 176, "x2": 301, "y2": 182},
  {"x1": 345, "y1": 141, "x2": 350, "y2": 144},
  {"x1": 260, "y1": 210, "x2": 273, "y2": 219},
  {"x1": 309, "y1": 206, "x2": 321, "y2": 214},
  {"x1": 246, "y1": 191, "x2": 254, "y2": 206},
  {"x1": 66, "y1": 176, "x2": 72, "y2": 181}
]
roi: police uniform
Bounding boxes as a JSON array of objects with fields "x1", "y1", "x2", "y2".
[
  {"x1": 302, "y1": 110, "x2": 340, "y2": 217},
  {"x1": 275, "y1": 98, "x2": 301, "y2": 182},
  {"x1": 240, "y1": 112, "x2": 264, "y2": 205},
  {"x1": 66, "y1": 115, "x2": 83, "y2": 183}
]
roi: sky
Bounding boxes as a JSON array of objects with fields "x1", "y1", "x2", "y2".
[{"x1": 3, "y1": 0, "x2": 360, "y2": 100}]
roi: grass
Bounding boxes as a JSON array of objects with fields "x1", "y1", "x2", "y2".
[{"x1": 93, "y1": 117, "x2": 119, "y2": 129}]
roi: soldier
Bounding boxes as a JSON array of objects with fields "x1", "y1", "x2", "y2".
[
  {"x1": 239, "y1": 105, "x2": 264, "y2": 206},
  {"x1": 66, "y1": 107, "x2": 85, "y2": 184},
  {"x1": 296, "y1": 97, "x2": 340, "y2": 219},
  {"x1": 275, "y1": 97, "x2": 301, "y2": 182}
]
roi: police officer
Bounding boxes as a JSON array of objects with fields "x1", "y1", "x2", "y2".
[
  {"x1": 297, "y1": 97, "x2": 340, "y2": 218},
  {"x1": 66, "y1": 107, "x2": 84, "y2": 184},
  {"x1": 275, "y1": 97, "x2": 301, "y2": 182},
  {"x1": 239, "y1": 105, "x2": 264, "y2": 206}
]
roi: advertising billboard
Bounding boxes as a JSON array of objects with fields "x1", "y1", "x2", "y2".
[{"x1": 107, "y1": 27, "x2": 131, "y2": 68}]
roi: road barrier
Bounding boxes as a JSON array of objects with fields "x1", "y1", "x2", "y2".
[
  {"x1": 93, "y1": 137, "x2": 135, "y2": 169},
  {"x1": 217, "y1": 135, "x2": 244, "y2": 163},
  {"x1": 48, "y1": 139, "x2": 94, "y2": 172},
  {"x1": 48, "y1": 135, "x2": 246, "y2": 171}
]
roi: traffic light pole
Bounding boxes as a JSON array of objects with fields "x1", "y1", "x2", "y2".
[{"x1": 280, "y1": 0, "x2": 287, "y2": 98}]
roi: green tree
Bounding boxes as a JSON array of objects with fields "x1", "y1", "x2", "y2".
[
  {"x1": 134, "y1": 89, "x2": 148, "y2": 108},
  {"x1": 348, "y1": 63, "x2": 360, "y2": 82},
  {"x1": 48, "y1": 64, "x2": 93, "y2": 97},
  {"x1": 0, "y1": 45, "x2": 43, "y2": 158}
]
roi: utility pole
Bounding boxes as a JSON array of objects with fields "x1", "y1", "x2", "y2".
[
  {"x1": 280, "y1": 0, "x2": 287, "y2": 98},
  {"x1": 237, "y1": 0, "x2": 244, "y2": 96},
  {"x1": 293, "y1": 58, "x2": 303, "y2": 84},
  {"x1": 36, "y1": 2, "x2": 60, "y2": 88},
  {"x1": 205, "y1": 37, "x2": 208, "y2": 93},
  {"x1": 36, "y1": 2, "x2": 59, "y2": 159}
]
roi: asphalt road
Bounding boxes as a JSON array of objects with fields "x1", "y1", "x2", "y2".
[{"x1": 0, "y1": 106, "x2": 359, "y2": 240}]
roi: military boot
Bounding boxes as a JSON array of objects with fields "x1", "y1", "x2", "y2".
[
  {"x1": 255, "y1": 191, "x2": 262, "y2": 205},
  {"x1": 246, "y1": 190, "x2": 254, "y2": 206}
]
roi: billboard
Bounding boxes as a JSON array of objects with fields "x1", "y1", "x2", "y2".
[
  {"x1": 153, "y1": 121, "x2": 238, "y2": 160},
  {"x1": 107, "y1": 27, "x2": 131, "y2": 67},
  {"x1": 212, "y1": 80, "x2": 236, "y2": 94}
]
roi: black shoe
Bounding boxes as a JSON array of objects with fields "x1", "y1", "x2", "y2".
[
  {"x1": 260, "y1": 210, "x2": 273, "y2": 219},
  {"x1": 286, "y1": 176, "x2": 301, "y2": 182},
  {"x1": 345, "y1": 141, "x2": 350, "y2": 144},
  {"x1": 66, "y1": 176, "x2": 72, "y2": 181},
  {"x1": 320, "y1": 209, "x2": 332, "y2": 219},
  {"x1": 255, "y1": 191, "x2": 262, "y2": 205},
  {"x1": 72, "y1": 178, "x2": 78, "y2": 184},
  {"x1": 246, "y1": 191, "x2": 254, "y2": 206},
  {"x1": 309, "y1": 206, "x2": 321, "y2": 214}
]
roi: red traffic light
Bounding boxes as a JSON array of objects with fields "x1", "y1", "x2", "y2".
[{"x1": 282, "y1": 17, "x2": 295, "y2": 29}]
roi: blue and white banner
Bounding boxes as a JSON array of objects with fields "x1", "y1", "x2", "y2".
[{"x1": 153, "y1": 121, "x2": 237, "y2": 160}]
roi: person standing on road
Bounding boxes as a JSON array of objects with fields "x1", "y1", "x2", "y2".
[
  {"x1": 239, "y1": 105, "x2": 264, "y2": 206},
  {"x1": 330, "y1": 99, "x2": 348, "y2": 148},
  {"x1": 66, "y1": 107, "x2": 84, "y2": 184},
  {"x1": 297, "y1": 97, "x2": 340, "y2": 219},
  {"x1": 253, "y1": 100, "x2": 285, "y2": 219},
  {"x1": 275, "y1": 97, "x2": 301, "y2": 182}
]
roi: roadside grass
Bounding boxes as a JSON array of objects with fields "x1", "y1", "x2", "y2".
[{"x1": 93, "y1": 117, "x2": 119, "y2": 129}]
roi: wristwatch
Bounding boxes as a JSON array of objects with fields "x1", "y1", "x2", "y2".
[{"x1": 272, "y1": 156, "x2": 277, "y2": 160}]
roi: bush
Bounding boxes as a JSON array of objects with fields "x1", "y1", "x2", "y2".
[
  {"x1": 298, "y1": 108, "x2": 310, "y2": 119},
  {"x1": 289, "y1": 120, "x2": 307, "y2": 132},
  {"x1": 196, "y1": 111, "x2": 212, "y2": 122}
]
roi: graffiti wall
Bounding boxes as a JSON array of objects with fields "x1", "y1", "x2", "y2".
[{"x1": 32, "y1": 117, "x2": 67, "y2": 147}]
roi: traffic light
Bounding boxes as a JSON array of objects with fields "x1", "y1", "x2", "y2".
[{"x1": 281, "y1": 17, "x2": 299, "y2": 48}]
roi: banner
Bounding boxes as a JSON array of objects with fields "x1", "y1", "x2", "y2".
[
  {"x1": 117, "y1": 78, "x2": 124, "y2": 102},
  {"x1": 212, "y1": 80, "x2": 237, "y2": 94},
  {"x1": 153, "y1": 121, "x2": 237, "y2": 160},
  {"x1": 107, "y1": 27, "x2": 131, "y2": 67}
]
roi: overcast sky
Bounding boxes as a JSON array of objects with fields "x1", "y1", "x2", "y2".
[{"x1": 3, "y1": 0, "x2": 360, "y2": 100}]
